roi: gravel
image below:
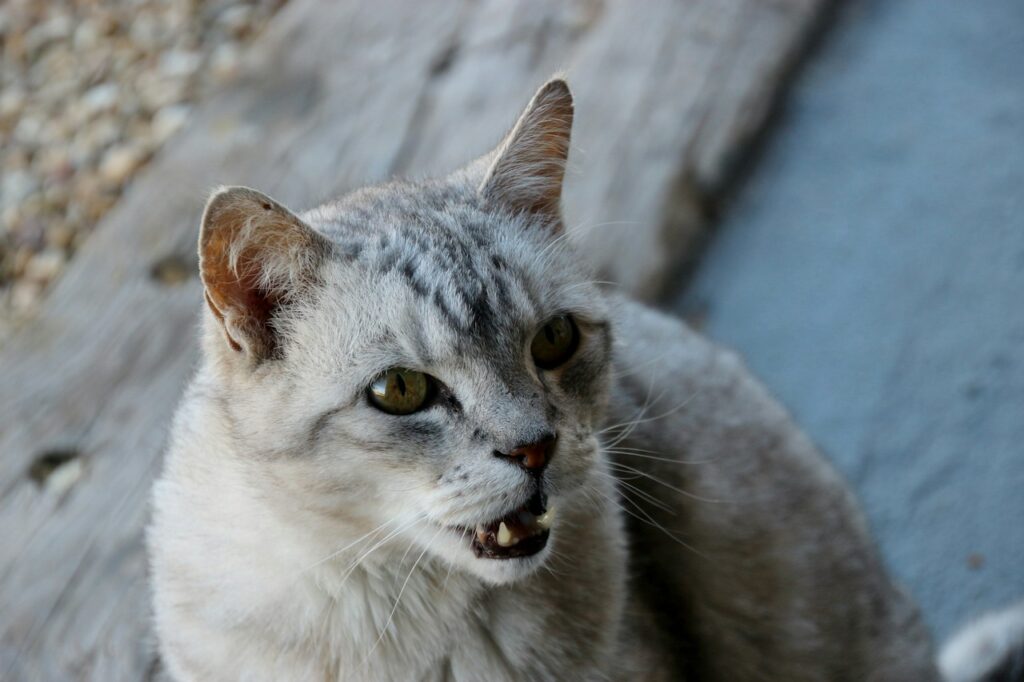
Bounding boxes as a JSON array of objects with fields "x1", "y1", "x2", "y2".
[{"x1": 0, "y1": 0, "x2": 286, "y2": 336}]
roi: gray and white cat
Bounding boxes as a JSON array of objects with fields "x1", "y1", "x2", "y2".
[{"x1": 149, "y1": 79, "x2": 999, "y2": 681}]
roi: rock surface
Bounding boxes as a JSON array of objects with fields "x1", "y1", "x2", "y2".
[{"x1": 677, "y1": 0, "x2": 1024, "y2": 640}]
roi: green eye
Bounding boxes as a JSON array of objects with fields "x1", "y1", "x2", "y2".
[
  {"x1": 531, "y1": 314, "x2": 579, "y2": 370},
  {"x1": 368, "y1": 368, "x2": 434, "y2": 415}
]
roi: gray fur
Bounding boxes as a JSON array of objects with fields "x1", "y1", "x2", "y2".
[{"x1": 149, "y1": 79, "x2": 944, "y2": 680}]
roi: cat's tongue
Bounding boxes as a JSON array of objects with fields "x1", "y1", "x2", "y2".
[{"x1": 471, "y1": 492, "x2": 554, "y2": 559}]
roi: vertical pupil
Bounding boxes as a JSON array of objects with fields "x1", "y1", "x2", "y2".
[
  {"x1": 545, "y1": 325, "x2": 556, "y2": 344},
  {"x1": 395, "y1": 372, "x2": 407, "y2": 396}
]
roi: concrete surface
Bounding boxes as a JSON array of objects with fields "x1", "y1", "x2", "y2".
[{"x1": 675, "y1": 0, "x2": 1024, "y2": 640}]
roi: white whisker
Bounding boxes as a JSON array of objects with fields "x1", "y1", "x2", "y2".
[
  {"x1": 594, "y1": 469, "x2": 676, "y2": 515},
  {"x1": 298, "y1": 519, "x2": 394, "y2": 575},
  {"x1": 600, "y1": 386, "x2": 706, "y2": 449},
  {"x1": 586, "y1": 483, "x2": 710, "y2": 561},
  {"x1": 333, "y1": 515, "x2": 425, "y2": 588},
  {"x1": 604, "y1": 447, "x2": 715, "y2": 466},
  {"x1": 362, "y1": 525, "x2": 445, "y2": 667},
  {"x1": 607, "y1": 461, "x2": 726, "y2": 504}
]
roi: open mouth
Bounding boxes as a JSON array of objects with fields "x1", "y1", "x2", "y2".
[{"x1": 458, "y1": 489, "x2": 554, "y2": 560}]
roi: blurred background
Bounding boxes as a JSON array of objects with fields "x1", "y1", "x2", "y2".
[
  {"x1": 0, "y1": 0, "x2": 1021, "y2": 678},
  {"x1": 677, "y1": 0, "x2": 1024, "y2": 641}
]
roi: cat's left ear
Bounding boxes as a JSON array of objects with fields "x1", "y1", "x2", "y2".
[
  {"x1": 479, "y1": 78, "x2": 574, "y2": 221},
  {"x1": 199, "y1": 186, "x2": 330, "y2": 361}
]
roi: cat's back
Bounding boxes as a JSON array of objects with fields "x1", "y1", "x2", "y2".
[{"x1": 604, "y1": 294, "x2": 939, "y2": 681}]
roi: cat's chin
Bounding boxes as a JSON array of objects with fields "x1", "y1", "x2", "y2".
[{"x1": 470, "y1": 547, "x2": 554, "y2": 585}]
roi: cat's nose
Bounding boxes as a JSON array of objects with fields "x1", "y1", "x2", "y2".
[{"x1": 494, "y1": 433, "x2": 556, "y2": 473}]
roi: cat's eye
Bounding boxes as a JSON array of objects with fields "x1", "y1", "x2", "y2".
[
  {"x1": 531, "y1": 314, "x2": 579, "y2": 370},
  {"x1": 368, "y1": 368, "x2": 434, "y2": 415}
]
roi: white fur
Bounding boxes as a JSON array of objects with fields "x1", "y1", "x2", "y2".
[{"x1": 940, "y1": 602, "x2": 1024, "y2": 682}]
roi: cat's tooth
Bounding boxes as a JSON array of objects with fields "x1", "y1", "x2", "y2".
[
  {"x1": 475, "y1": 524, "x2": 489, "y2": 544},
  {"x1": 536, "y1": 507, "x2": 556, "y2": 530},
  {"x1": 497, "y1": 522, "x2": 514, "y2": 547}
]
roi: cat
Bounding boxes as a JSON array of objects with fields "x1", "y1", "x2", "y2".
[
  {"x1": 149, "y1": 78, "x2": 997, "y2": 680},
  {"x1": 941, "y1": 602, "x2": 1024, "y2": 682}
]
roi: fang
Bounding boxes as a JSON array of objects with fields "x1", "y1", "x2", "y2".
[{"x1": 497, "y1": 522, "x2": 514, "y2": 547}]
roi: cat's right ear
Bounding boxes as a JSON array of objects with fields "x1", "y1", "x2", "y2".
[
  {"x1": 478, "y1": 78, "x2": 574, "y2": 221},
  {"x1": 198, "y1": 186, "x2": 330, "y2": 361}
]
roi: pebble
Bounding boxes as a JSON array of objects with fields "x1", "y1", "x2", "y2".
[
  {"x1": 219, "y1": 5, "x2": 255, "y2": 37},
  {"x1": 81, "y1": 83, "x2": 121, "y2": 116},
  {"x1": 152, "y1": 104, "x2": 192, "y2": 142},
  {"x1": 0, "y1": 1, "x2": 287, "y2": 329},
  {"x1": 10, "y1": 281, "x2": 43, "y2": 313},
  {"x1": 100, "y1": 144, "x2": 148, "y2": 186},
  {"x1": 159, "y1": 49, "x2": 203, "y2": 79},
  {"x1": 2, "y1": 171, "x2": 38, "y2": 206},
  {"x1": 210, "y1": 43, "x2": 242, "y2": 82},
  {"x1": 46, "y1": 225, "x2": 75, "y2": 250},
  {"x1": 23, "y1": 249, "x2": 66, "y2": 283},
  {"x1": 151, "y1": 255, "x2": 193, "y2": 286},
  {"x1": 0, "y1": 88, "x2": 26, "y2": 121}
]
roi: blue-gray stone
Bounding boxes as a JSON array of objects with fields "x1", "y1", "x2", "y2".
[{"x1": 675, "y1": 0, "x2": 1024, "y2": 640}]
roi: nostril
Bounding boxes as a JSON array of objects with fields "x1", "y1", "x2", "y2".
[
  {"x1": 513, "y1": 443, "x2": 547, "y2": 470},
  {"x1": 494, "y1": 433, "x2": 557, "y2": 472}
]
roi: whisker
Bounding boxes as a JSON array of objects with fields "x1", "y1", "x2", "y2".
[
  {"x1": 585, "y1": 484, "x2": 710, "y2": 561},
  {"x1": 602, "y1": 444, "x2": 662, "y2": 456},
  {"x1": 558, "y1": 279, "x2": 622, "y2": 296},
  {"x1": 599, "y1": 387, "x2": 671, "y2": 448},
  {"x1": 299, "y1": 519, "x2": 395, "y2": 574},
  {"x1": 538, "y1": 552, "x2": 569, "y2": 579},
  {"x1": 566, "y1": 219, "x2": 643, "y2": 239},
  {"x1": 600, "y1": 386, "x2": 706, "y2": 449},
  {"x1": 607, "y1": 461, "x2": 726, "y2": 504},
  {"x1": 598, "y1": 389, "x2": 680, "y2": 437},
  {"x1": 362, "y1": 525, "x2": 445, "y2": 666},
  {"x1": 534, "y1": 227, "x2": 577, "y2": 265},
  {"x1": 600, "y1": 372, "x2": 663, "y2": 434},
  {"x1": 595, "y1": 469, "x2": 676, "y2": 515},
  {"x1": 604, "y1": 447, "x2": 716, "y2": 466},
  {"x1": 607, "y1": 347, "x2": 677, "y2": 380},
  {"x1": 333, "y1": 515, "x2": 425, "y2": 588},
  {"x1": 441, "y1": 556, "x2": 457, "y2": 596}
]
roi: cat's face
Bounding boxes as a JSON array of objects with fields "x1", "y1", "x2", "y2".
[
  {"x1": 197, "y1": 80, "x2": 611, "y2": 583},
  {"x1": 289, "y1": 186, "x2": 609, "y2": 583}
]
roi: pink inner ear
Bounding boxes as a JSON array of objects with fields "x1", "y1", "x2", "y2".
[
  {"x1": 203, "y1": 290, "x2": 242, "y2": 352},
  {"x1": 202, "y1": 237, "x2": 281, "y2": 357},
  {"x1": 199, "y1": 193, "x2": 299, "y2": 359}
]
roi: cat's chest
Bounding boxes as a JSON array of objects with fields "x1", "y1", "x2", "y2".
[{"x1": 291, "y1": 563, "x2": 611, "y2": 682}]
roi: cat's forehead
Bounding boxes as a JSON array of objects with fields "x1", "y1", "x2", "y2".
[
  {"x1": 307, "y1": 180, "x2": 510, "y2": 254},
  {"x1": 300, "y1": 180, "x2": 591, "y2": 366}
]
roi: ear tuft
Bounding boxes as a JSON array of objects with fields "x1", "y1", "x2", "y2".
[
  {"x1": 480, "y1": 78, "x2": 574, "y2": 220},
  {"x1": 199, "y1": 186, "x2": 329, "y2": 361}
]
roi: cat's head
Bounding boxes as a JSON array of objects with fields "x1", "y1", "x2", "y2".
[{"x1": 196, "y1": 80, "x2": 612, "y2": 584}]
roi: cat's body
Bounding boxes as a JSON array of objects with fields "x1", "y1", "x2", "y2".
[
  {"x1": 151, "y1": 294, "x2": 935, "y2": 681},
  {"x1": 150, "y1": 80, "x2": 944, "y2": 680}
]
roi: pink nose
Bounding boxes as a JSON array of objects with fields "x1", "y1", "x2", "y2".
[{"x1": 497, "y1": 435, "x2": 556, "y2": 472}]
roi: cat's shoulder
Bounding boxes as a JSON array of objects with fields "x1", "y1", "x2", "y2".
[{"x1": 606, "y1": 293, "x2": 745, "y2": 386}]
